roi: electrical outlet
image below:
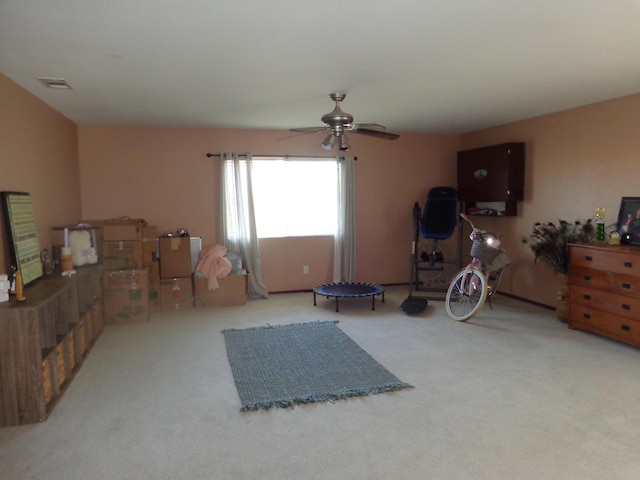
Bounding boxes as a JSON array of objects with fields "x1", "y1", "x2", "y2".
[{"x1": 303, "y1": 266, "x2": 309, "y2": 274}]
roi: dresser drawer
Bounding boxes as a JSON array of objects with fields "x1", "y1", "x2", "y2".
[
  {"x1": 569, "y1": 266, "x2": 640, "y2": 297},
  {"x1": 570, "y1": 246, "x2": 640, "y2": 276},
  {"x1": 569, "y1": 304, "x2": 640, "y2": 346},
  {"x1": 570, "y1": 285, "x2": 640, "y2": 321}
]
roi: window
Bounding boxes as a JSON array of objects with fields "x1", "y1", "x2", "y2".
[{"x1": 251, "y1": 157, "x2": 337, "y2": 238}]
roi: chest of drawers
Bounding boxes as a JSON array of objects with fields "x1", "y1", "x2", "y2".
[{"x1": 568, "y1": 242, "x2": 640, "y2": 348}]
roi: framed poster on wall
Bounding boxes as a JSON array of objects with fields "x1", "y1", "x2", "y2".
[
  {"x1": 1, "y1": 191, "x2": 43, "y2": 285},
  {"x1": 616, "y1": 197, "x2": 640, "y2": 246}
]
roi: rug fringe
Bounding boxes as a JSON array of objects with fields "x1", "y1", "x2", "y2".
[
  {"x1": 240, "y1": 382, "x2": 414, "y2": 412},
  {"x1": 222, "y1": 319, "x2": 338, "y2": 334}
]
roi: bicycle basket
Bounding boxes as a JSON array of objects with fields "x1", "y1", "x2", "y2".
[
  {"x1": 486, "y1": 251, "x2": 510, "y2": 273},
  {"x1": 470, "y1": 239, "x2": 501, "y2": 265}
]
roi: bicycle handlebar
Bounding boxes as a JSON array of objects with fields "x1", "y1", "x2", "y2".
[{"x1": 459, "y1": 212, "x2": 476, "y2": 231}]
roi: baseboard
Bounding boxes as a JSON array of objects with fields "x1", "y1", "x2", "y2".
[
  {"x1": 497, "y1": 291, "x2": 555, "y2": 310},
  {"x1": 269, "y1": 284, "x2": 556, "y2": 311}
]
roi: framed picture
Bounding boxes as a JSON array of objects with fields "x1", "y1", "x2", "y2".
[
  {"x1": 617, "y1": 197, "x2": 640, "y2": 246},
  {"x1": 1, "y1": 191, "x2": 43, "y2": 285}
]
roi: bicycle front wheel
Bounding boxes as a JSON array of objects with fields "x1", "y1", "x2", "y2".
[{"x1": 445, "y1": 268, "x2": 488, "y2": 321}]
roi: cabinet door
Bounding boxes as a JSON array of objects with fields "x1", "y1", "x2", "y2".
[{"x1": 457, "y1": 143, "x2": 525, "y2": 202}]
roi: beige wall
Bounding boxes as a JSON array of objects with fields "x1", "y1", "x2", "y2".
[
  {"x1": 78, "y1": 126, "x2": 460, "y2": 291},
  {"x1": 461, "y1": 93, "x2": 640, "y2": 306},
  {"x1": 0, "y1": 73, "x2": 81, "y2": 276},
  {"x1": 5, "y1": 69, "x2": 640, "y2": 306}
]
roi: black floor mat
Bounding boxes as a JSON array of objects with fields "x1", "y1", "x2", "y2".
[{"x1": 400, "y1": 297, "x2": 428, "y2": 314}]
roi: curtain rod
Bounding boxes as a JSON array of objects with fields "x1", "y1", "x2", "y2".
[{"x1": 206, "y1": 153, "x2": 357, "y2": 160}]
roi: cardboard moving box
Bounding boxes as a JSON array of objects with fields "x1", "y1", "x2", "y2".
[
  {"x1": 160, "y1": 277, "x2": 193, "y2": 311},
  {"x1": 103, "y1": 270, "x2": 150, "y2": 324},
  {"x1": 82, "y1": 218, "x2": 147, "y2": 242},
  {"x1": 147, "y1": 261, "x2": 161, "y2": 312},
  {"x1": 102, "y1": 241, "x2": 143, "y2": 270},
  {"x1": 194, "y1": 273, "x2": 248, "y2": 308},
  {"x1": 159, "y1": 237, "x2": 192, "y2": 279},
  {"x1": 142, "y1": 226, "x2": 158, "y2": 253}
]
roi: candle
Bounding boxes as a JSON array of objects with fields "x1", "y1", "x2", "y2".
[
  {"x1": 15, "y1": 269, "x2": 25, "y2": 302},
  {"x1": 64, "y1": 228, "x2": 69, "y2": 247}
]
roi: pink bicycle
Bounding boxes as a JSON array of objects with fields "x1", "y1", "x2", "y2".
[{"x1": 445, "y1": 213, "x2": 510, "y2": 321}]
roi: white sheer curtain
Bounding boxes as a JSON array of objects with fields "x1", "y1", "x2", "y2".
[
  {"x1": 219, "y1": 153, "x2": 269, "y2": 299},
  {"x1": 333, "y1": 155, "x2": 356, "y2": 282}
]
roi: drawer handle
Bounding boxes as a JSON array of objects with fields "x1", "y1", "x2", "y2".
[
  {"x1": 622, "y1": 304, "x2": 631, "y2": 311},
  {"x1": 585, "y1": 255, "x2": 593, "y2": 262},
  {"x1": 624, "y1": 261, "x2": 633, "y2": 268},
  {"x1": 583, "y1": 294, "x2": 591, "y2": 300},
  {"x1": 622, "y1": 283, "x2": 631, "y2": 289},
  {"x1": 584, "y1": 275, "x2": 592, "y2": 281},
  {"x1": 583, "y1": 313, "x2": 591, "y2": 320},
  {"x1": 622, "y1": 325, "x2": 631, "y2": 332}
]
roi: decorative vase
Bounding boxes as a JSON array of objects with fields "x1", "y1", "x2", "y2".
[{"x1": 556, "y1": 273, "x2": 569, "y2": 322}]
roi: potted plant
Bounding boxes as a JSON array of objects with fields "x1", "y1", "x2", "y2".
[{"x1": 523, "y1": 219, "x2": 596, "y2": 320}]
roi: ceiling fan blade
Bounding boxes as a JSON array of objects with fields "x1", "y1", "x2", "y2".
[
  {"x1": 350, "y1": 127, "x2": 400, "y2": 140},
  {"x1": 351, "y1": 123, "x2": 386, "y2": 130},
  {"x1": 278, "y1": 129, "x2": 329, "y2": 141},
  {"x1": 289, "y1": 126, "x2": 331, "y2": 133}
]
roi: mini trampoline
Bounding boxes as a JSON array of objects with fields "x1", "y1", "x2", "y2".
[{"x1": 313, "y1": 282, "x2": 385, "y2": 312}]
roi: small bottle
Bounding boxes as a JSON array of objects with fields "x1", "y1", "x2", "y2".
[
  {"x1": 41, "y1": 249, "x2": 53, "y2": 275},
  {"x1": 9, "y1": 266, "x2": 16, "y2": 295}
]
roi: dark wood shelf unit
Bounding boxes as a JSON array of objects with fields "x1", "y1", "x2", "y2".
[{"x1": 0, "y1": 265, "x2": 103, "y2": 427}]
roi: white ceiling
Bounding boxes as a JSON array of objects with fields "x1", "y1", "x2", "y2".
[{"x1": 1, "y1": 0, "x2": 640, "y2": 134}]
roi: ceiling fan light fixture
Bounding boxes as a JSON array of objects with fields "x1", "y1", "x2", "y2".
[
  {"x1": 320, "y1": 133, "x2": 335, "y2": 151},
  {"x1": 339, "y1": 133, "x2": 350, "y2": 151}
]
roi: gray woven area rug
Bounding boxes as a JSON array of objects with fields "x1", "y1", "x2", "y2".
[{"x1": 223, "y1": 321, "x2": 412, "y2": 411}]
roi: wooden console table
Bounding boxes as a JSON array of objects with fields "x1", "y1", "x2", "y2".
[
  {"x1": 0, "y1": 265, "x2": 103, "y2": 426},
  {"x1": 568, "y1": 242, "x2": 640, "y2": 348}
]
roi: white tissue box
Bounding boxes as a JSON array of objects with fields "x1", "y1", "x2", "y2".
[{"x1": 0, "y1": 274, "x2": 9, "y2": 303}]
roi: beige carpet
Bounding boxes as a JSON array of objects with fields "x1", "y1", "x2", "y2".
[{"x1": 1, "y1": 286, "x2": 640, "y2": 479}]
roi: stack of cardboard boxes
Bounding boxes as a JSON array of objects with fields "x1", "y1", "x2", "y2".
[
  {"x1": 84, "y1": 219, "x2": 249, "y2": 319},
  {"x1": 159, "y1": 237, "x2": 250, "y2": 309},
  {"x1": 158, "y1": 236, "x2": 194, "y2": 311},
  {"x1": 86, "y1": 219, "x2": 157, "y2": 325}
]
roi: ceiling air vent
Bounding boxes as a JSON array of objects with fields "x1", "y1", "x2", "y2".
[{"x1": 38, "y1": 77, "x2": 72, "y2": 89}]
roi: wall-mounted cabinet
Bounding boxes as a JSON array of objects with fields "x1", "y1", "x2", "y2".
[{"x1": 457, "y1": 142, "x2": 525, "y2": 216}]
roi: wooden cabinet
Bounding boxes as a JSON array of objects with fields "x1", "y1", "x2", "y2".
[
  {"x1": 0, "y1": 265, "x2": 103, "y2": 426},
  {"x1": 568, "y1": 243, "x2": 640, "y2": 348},
  {"x1": 457, "y1": 142, "x2": 525, "y2": 216}
]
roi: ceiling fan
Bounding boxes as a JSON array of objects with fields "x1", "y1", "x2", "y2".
[{"x1": 289, "y1": 93, "x2": 400, "y2": 151}]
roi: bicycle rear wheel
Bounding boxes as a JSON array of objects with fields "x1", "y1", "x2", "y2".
[
  {"x1": 445, "y1": 268, "x2": 488, "y2": 321},
  {"x1": 486, "y1": 268, "x2": 503, "y2": 297}
]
